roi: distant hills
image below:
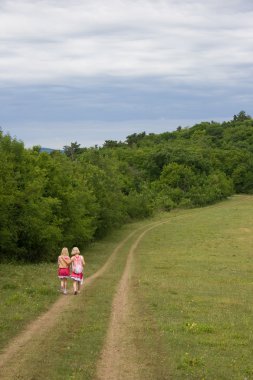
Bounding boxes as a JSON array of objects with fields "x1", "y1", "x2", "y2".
[
  {"x1": 40, "y1": 147, "x2": 54, "y2": 153},
  {"x1": 40, "y1": 147, "x2": 63, "y2": 153}
]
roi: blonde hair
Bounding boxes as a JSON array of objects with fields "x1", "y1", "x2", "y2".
[
  {"x1": 71, "y1": 247, "x2": 80, "y2": 256},
  {"x1": 61, "y1": 247, "x2": 69, "y2": 256}
]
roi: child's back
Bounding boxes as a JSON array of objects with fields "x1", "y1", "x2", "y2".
[
  {"x1": 58, "y1": 255, "x2": 70, "y2": 268},
  {"x1": 58, "y1": 247, "x2": 71, "y2": 294}
]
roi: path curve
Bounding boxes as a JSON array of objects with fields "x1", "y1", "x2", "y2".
[
  {"x1": 0, "y1": 227, "x2": 141, "y2": 371},
  {"x1": 95, "y1": 220, "x2": 171, "y2": 380},
  {"x1": 0, "y1": 211, "x2": 197, "y2": 376}
]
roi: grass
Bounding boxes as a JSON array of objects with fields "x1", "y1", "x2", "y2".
[
  {"x1": 1, "y1": 195, "x2": 253, "y2": 379},
  {"x1": 0, "y1": 218, "x2": 157, "y2": 379},
  {"x1": 0, "y1": 262, "x2": 59, "y2": 350},
  {"x1": 27, "y1": 225, "x2": 139, "y2": 380},
  {"x1": 0, "y1": 218, "x2": 149, "y2": 354},
  {"x1": 130, "y1": 195, "x2": 253, "y2": 379}
]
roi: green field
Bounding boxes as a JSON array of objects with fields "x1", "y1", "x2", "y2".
[
  {"x1": 130, "y1": 195, "x2": 253, "y2": 379},
  {"x1": 1, "y1": 195, "x2": 253, "y2": 379},
  {"x1": 0, "y1": 262, "x2": 58, "y2": 350}
]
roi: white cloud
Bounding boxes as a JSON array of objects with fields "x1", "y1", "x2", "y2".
[
  {"x1": 0, "y1": 0, "x2": 252, "y2": 85},
  {"x1": 0, "y1": 0, "x2": 252, "y2": 149}
]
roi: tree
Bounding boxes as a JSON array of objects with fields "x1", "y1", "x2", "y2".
[
  {"x1": 103, "y1": 140, "x2": 124, "y2": 148},
  {"x1": 125, "y1": 132, "x2": 146, "y2": 147},
  {"x1": 63, "y1": 142, "x2": 81, "y2": 160},
  {"x1": 233, "y1": 111, "x2": 251, "y2": 122},
  {"x1": 159, "y1": 162, "x2": 196, "y2": 192}
]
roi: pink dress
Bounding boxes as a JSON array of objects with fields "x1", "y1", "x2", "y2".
[
  {"x1": 58, "y1": 267, "x2": 70, "y2": 278},
  {"x1": 70, "y1": 255, "x2": 84, "y2": 282}
]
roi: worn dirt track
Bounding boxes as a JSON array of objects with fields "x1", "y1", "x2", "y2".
[
  {"x1": 0, "y1": 228, "x2": 139, "y2": 376},
  {"x1": 0, "y1": 219, "x2": 170, "y2": 379},
  {"x1": 95, "y1": 220, "x2": 170, "y2": 380}
]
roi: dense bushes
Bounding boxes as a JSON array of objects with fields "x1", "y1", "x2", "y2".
[{"x1": 0, "y1": 112, "x2": 253, "y2": 261}]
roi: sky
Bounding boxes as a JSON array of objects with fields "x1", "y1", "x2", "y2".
[{"x1": 0, "y1": 0, "x2": 253, "y2": 149}]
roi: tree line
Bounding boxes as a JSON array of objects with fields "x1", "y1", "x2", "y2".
[{"x1": 0, "y1": 111, "x2": 252, "y2": 262}]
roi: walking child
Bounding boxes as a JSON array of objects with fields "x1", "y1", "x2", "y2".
[
  {"x1": 70, "y1": 247, "x2": 85, "y2": 295},
  {"x1": 58, "y1": 247, "x2": 71, "y2": 294}
]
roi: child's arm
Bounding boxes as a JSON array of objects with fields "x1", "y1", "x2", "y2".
[
  {"x1": 63, "y1": 256, "x2": 71, "y2": 265},
  {"x1": 81, "y1": 256, "x2": 85, "y2": 266}
]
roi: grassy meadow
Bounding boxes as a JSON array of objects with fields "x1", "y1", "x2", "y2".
[
  {"x1": 0, "y1": 221, "x2": 141, "y2": 353},
  {"x1": 0, "y1": 263, "x2": 58, "y2": 350},
  {"x1": 130, "y1": 195, "x2": 253, "y2": 379},
  {"x1": 1, "y1": 195, "x2": 253, "y2": 379},
  {"x1": 0, "y1": 219, "x2": 155, "y2": 379}
]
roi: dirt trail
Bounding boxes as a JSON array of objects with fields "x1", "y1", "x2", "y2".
[
  {"x1": 0, "y1": 228, "x2": 138, "y2": 373},
  {"x1": 95, "y1": 221, "x2": 168, "y2": 380},
  {"x1": 0, "y1": 218, "x2": 171, "y2": 379}
]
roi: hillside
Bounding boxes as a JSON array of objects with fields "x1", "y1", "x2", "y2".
[
  {"x1": 0, "y1": 196, "x2": 253, "y2": 379},
  {"x1": 0, "y1": 111, "x2": 252, "y2": 262}
]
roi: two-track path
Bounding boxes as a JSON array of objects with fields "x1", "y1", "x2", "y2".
[
  {"x1": 0, "y1": 219, "x2": 169, "y2": 379},
  {"x1": 95, "y1": 220, "x2": 171, "y2": 380}
]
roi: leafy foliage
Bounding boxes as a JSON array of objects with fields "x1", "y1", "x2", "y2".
[{"x1": 0, "y1": 111, "x2": 252, "y2": 261}]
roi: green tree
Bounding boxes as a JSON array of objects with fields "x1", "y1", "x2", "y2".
[
  {"x1": 233, "y1": 110, "x2": 251, "y2": 122},
  {"x1": 63, "y1": 141, "x2": 81, "y2": 161}
]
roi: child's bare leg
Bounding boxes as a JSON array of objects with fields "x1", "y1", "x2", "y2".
[
  {"x1": 63, "y1": 279, "x2": 67, "y2": 294},
  {"x1": 60, "y1": 279, "x2": 64, "y2": 291},
  {"x1": 77, "y1": 281, "x2": 81, "y2": 293},
  {"x1": 73, "y1": 280, "x2": 77, "y2": 294}
]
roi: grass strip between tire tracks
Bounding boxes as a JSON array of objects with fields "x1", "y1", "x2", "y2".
[{"x1": 0, "y1": 217, "x2": 166, "y2": 379}]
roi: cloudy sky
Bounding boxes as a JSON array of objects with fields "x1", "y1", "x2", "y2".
[{"x1": 0, "y1": 0, "x2": 253, "y2": 148}]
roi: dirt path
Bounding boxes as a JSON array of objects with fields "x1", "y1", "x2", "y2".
[
  {"x1": 0, "y1": 228, "x2": 139, "y2": 375},
  {"x1": 0, "y1": 218, "x2": 171, "y2": 379},
  {"x1": 95, "y1": 221, "x2": 168, "y2": 380}
]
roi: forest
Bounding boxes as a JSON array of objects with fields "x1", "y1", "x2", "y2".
[{"x1": 1, "y1": 111, "x2": 253, "y2": 262}]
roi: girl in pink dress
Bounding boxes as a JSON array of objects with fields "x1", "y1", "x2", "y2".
[
  {"x1": 58, "y1": 247, "x2": 71, "y2": 294},
  {"x1": 70, "y1": 247, "x2": 85, "y2": 295}
]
